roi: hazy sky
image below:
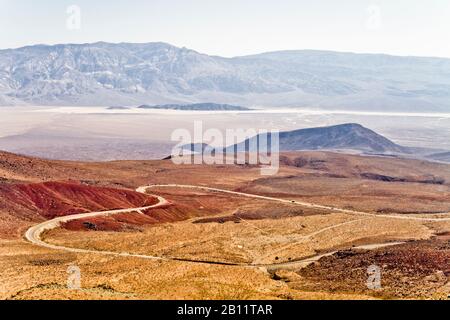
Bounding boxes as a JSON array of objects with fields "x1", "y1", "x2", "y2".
[{"x1": 1, "y1": 0, "x2": 449, "y2": 58}]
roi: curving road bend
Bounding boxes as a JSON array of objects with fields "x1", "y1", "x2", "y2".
[
  {"x1": 24, "y1": 184, "x2": 450, "y2": 270},
  {"x1": 263, "y1": 242, "x2": 405, "y2": 271},
  {"x1": 25, "y1": 195, "x2": 170, "y2": 261}
]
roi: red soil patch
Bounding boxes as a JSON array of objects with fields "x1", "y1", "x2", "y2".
[
  {"x1": 62, "y1": 202, "x2": 198, "y2": 232},
  {"x1": 0, "y1": 181, "x2": 157, "y2": 220},
  {"x1": 62, "y1": 194, "x2": 243, "y2": 232}
]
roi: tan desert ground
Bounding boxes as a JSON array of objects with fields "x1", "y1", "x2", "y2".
[{"x1": 1, "y1": 150, "x2": 450, "y2": 300}]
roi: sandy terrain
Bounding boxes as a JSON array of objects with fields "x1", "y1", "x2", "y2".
[{"x1": 1, "y1": 150, "x2": 450, "y2": 299}]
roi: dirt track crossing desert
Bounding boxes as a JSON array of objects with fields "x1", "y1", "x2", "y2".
[{"x1": 24, "y1": 184, "x2": 450, "y2": 270}]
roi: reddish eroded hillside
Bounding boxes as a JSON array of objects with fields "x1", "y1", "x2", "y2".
[
  {"x1": 0, "y1": 151, "x2": 81, "y2": 183},
  {"x1": 0, "y1": 181, "x2": 158, "y2": 220},
  {"x1": 61, "y1": 190, "x2": 253, "y2": 232},
  {"x1": 62, "y1": 198, "x2": 212, "y2": 232}
]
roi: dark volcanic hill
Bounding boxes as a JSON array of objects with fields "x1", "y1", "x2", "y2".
[
  {"x1": 138, "y1": 103, "x2": 250, "y2": 111},
  {"x1": 226, "y1": 123, "x2": 410, "y2": 155},
  {"x1": 428, "y1": 151, "x2": 450, "y2": 162},
  {"x1": 278, "y1": 123, "x2": 408, "y2": 153}
]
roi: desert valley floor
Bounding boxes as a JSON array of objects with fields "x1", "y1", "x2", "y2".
[{"x1": 1, "y1": 150, "x2": 450, "y2": 300}]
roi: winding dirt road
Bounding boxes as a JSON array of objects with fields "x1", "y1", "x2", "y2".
[
  {"x1": 24, "y1": 184, "x2": 450, "y2": 270},
  {"x1": 24, "y1": 195, "x2": 170, "y2": 261}
]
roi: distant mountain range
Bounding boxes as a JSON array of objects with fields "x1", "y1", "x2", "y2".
[
  {"x1": 1, "y1": 42, "x2": 450, "y2": 111},
  {"x1": 179, "y1": 123, "x2": 412, "y2": 157},
  {"x1": 138, "y1": 103, "x2": 250, "y2": 111}
]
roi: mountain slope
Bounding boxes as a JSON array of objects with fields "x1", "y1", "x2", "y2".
[
  {"x1": 1, "y1": 42, "x2": 450, "y2": 110},
  {"x1": 0, "y1": 181, "x2": 157, "y2": 220},
  {"x1": 278, "y1": 123, "x2": 408, "y2": 153}
]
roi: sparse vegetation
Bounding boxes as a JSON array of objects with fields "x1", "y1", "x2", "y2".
[{"x1": 0, "y1": 150, "x2": 449, "y2": 299}]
